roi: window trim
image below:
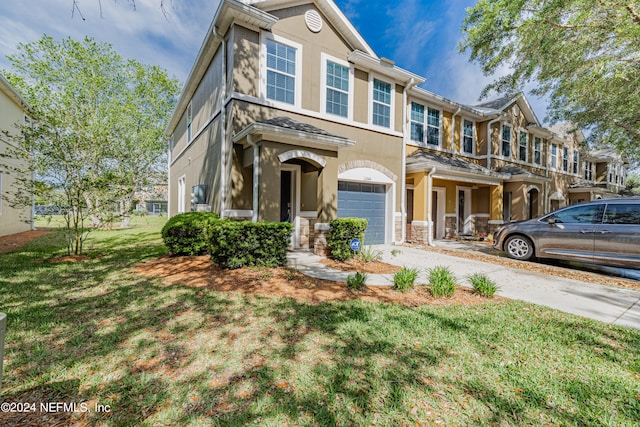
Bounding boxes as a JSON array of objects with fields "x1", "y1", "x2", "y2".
[
  {"x1": 533, "y1": 136, "x2": 542, "y2": 165},
  {"x1": 260, "y1": 32, "x2": 303, "y2": 108},
  {"x1": 425, "y1": 106, "x2": 442, "y2": 147},
  {"x1": 409, "y1": 101, "x2": 425, "y2": 144},
  {"x1": 177, "y1": 175, "x2": 186, "y2": 214},
  {"x1": 501, "y1": 124, "x2": 512, "y2": 158},
  {"x1": 572, "y1": 151, "x2": 579, "y2": 175},
  {"x1": 320, "y1": 53, "x2": 353, "y2": 120},
  {"x1": 550, "y1": 143, "x2": 558, "y2": 170},
  {"x1": 462, "y1": 119, "x2": 475, "y2": 155},
  {"x1": 562, "y1": 146, "x2": 569, "y2": 172},
  {"x1": 368, "y1": 73, "x2": 395, "y2": 130},
  {"x1": 518, "y1": 130, "x2": 528, "y2": 162}
]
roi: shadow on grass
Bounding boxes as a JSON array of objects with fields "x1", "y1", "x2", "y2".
[{"x1": 1, "y1": 225, "x2": 639, "y2": 426}]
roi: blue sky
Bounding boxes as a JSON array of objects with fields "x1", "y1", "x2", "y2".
[{"x1": 0, "y1": 0, "x2": 548, "y2": 120}]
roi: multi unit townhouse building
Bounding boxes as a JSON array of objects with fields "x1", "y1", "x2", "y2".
[
  {"x1": 0, "y1": 73, "x2": 32, "y2": 237},
  {"x1": 166, "y1": 0, "x2": 629, "y2": 254}
]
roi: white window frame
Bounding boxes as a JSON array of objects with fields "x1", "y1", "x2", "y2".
[
  {"x1": 562, "y1": 146, "x2": 569, "y2": 172},
  {"x1": 462, "y1": 119, "x2": 475, "y2": 154},
  {"x1": 572, "y1": 151, "x2": 579, "y2": 175},
  {"x1": 177, "y1": 175, "x2": 186, "y2": 214},
  {"x1": 518, "y1": 130, "x2": 528, "y2": 162},
  {"x1": 368, "y1": 74, "x2": 395, "y2": 130},
  {"x1": 584, "y1": 161, "x2": 594, "y2": 181},
  {"x1": 501, "y1": 124, "x2": 512, "y2": 158},
  {"x1": 320, "y1": 53, "x2": 353, "y2": 120},
  {"x1": 533, "y1": 137, "x2": 542, "y2": 165},
  {"x1": 410, "y1": 101, "x2": 425, "y2": 144},
  {"x1": 426, "y1": 107, "x2": 442, "y2": 147},
  {"x1": 260, "y1": 32, "x2": 303, "y2": 108},
  {"x1": 551, "y1": 144, "x2": 558, "y2": 170}
]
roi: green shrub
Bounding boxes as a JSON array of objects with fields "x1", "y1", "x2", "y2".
[
  {"x1": 429, "y1": 265, "x2": 457, "y2": 298},
  {"x1": 469, "y1": 273, "x2": 499, "y2": 298},
  {"x1": 161, "y1": 212, "x2": 220, "y2": 256},
  {"x1": 207, "y1": 220, "x2": 293, "y2": 269},
  {"x1": 393, "y1": 267, "x2": 419, "y2": 292},
  {"x1": 346, "y1": 272, "x2": 367, "y2": 290},
  {"x1": 327, "y1": 218, "x2": 368, "y2": 261},
  {"x1": 358, "y1": 245, "x2": 382, "y2": 263}
]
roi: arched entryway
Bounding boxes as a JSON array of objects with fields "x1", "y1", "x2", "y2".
[{"x1": 527, "y1": 187, "x2": 540, "y2": 219}]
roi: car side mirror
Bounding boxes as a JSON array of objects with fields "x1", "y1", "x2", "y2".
[{"x1": 547, "y1": 218, "x2": 555, "y2": 227}]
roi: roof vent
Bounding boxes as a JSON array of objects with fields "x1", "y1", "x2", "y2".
[{"x1": 305, "y1": 9, "x2": 323, "y2": 33}]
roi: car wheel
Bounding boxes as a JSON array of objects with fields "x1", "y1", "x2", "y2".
[{"x1": 504, "y1": 235, "x2": 534, "y2": 261}]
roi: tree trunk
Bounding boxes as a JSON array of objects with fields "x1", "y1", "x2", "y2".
[{"x1": 120, "y1": 194, "x2": 133, "y2": 228}]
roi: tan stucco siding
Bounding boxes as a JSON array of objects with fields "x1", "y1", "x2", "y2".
[
  {"x1": 231, "y1": 25, "x2": 260, "y2": 98},
  {"x1": 353, "y1": 69, "x2": 369, "y2": 124},
  {"x1": 0, "y1": 90, "x2": 31, "y2": 236},
  {"x1": 169, "y1": 117, "x2": 223, "y2": 216}
]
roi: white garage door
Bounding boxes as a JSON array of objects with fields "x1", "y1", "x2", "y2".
[{"x1": 337, "y1": 181, "x2": 386, "y2": 244}]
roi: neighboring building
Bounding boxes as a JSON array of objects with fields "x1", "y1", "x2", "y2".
[
  {"x1": 0, "y1": 73, "x2": 32, "y2": 237},
  {"x1": 167, "y1": 0, "x2": 630, "y2": 252},
  {"x1": 135, "y1": 183, "x2": 169, "y2": 215}
]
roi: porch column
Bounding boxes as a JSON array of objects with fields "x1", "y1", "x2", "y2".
[
  {"x1": 317, "y1": 157, "x2": 338, "y2": 223},
  {"x1": 410, "y1": 172, "x2": 430, "y2": 245},
  {"x1": 259, "y1": 143, "x2": 281, "y2": 222}
]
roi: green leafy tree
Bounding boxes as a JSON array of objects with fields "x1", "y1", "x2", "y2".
[
  {"x1": 460, "y1": 0, "x2": 640, "y2": 163},
  {"x1": 4, "y1": 35, "x2": 179, "y2": 254}
]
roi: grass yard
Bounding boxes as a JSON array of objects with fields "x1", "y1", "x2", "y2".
[{"x1": 1, "y1": 216, "x2": 639, "y2": 426}]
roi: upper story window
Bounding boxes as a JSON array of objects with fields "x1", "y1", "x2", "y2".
[
  {"x1": 266, "y1": 39, "x2": 297, "y2": 105},
  {"x1": 572, "y1": 151, "x2": 579, "y2": 174},
  {"x1": 562, "y1": 147, "x2": 569, "y2": 172},
  {"x1": 426, "y1": 107, "x2": 441, "y2": 146},
  {"x1": 551, "y1": 144, "x2": 558, "y2": 169},
  {"x1": 501, "y1": 125, "x2": 512, "y2": 158},
  {"x1": 462, "y1": 120, "x2": 474, "y2": 154},
  {"x1": 410, "y1": 102, "x2": 424, "y2": 143},
  {"x1": 533, "y1": 137, "x2": 542, "y2": 165},
  {"x1": 518, "y1": 130, "x2": 528, "y2": 162},
  {"x1": 372, "y1": 78, "x2": 392, "y2": 128},
  {"x1": 187, "y1": 102, "x2": 192, "y2": 142},
  {"x1": 584, "y1": 161, "x2": 594, "y2": 180},
  {"x1": 324, "y1": 58, "x2": 350, "y2": 118}
]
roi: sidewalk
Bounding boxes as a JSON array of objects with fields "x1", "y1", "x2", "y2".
[{"x1": 287, "y1": 245, "x2": 640, "y2": 330}]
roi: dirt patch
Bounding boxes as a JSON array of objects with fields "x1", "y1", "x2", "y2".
[
  {"x1": 320, "y1": 258, "x2": 401, "y2": 274},
  {"x1": 0, "y1": 230, "x2": 54, "y2": 254},
  {"x1": 135, "y1": 256, "x2": 503, "y2": 308},
  {"x1": 48, "y1": 255, "x2": 92, "y2": 263}
]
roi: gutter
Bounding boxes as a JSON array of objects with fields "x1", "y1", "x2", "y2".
[{"x1": 213, "y1": 27, "x2": 227, "y2": 219}]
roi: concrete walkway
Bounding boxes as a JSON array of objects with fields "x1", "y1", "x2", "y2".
[{"x1": 287, "y1": 245, "x2": 640, "y2": 330}]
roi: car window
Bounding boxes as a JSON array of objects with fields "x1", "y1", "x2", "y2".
[
  {"x1": 603, "y1": 204, "x2": 640, "y2": 225},
  {"x1": 548, "y1": 204, "x2": 604, "y2": 224}
]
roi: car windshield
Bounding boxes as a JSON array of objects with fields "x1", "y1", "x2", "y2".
[{"x1": 544, "y1": 204, "x2": 604, "y2": 224}]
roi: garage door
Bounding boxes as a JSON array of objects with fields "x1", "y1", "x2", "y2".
[{"x1": 337, "y1": 181, "x2": 386, "y2": 244}]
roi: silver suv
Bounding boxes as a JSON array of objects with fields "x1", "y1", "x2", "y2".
[{"x1": 493, "y1": 197, "x2": 640, "y2": 268}]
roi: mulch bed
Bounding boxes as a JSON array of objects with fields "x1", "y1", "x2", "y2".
[{"x1": 0, "y1": 230, "x2": 54, "y2": 254}]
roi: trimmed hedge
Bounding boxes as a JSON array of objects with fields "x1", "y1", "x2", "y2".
[
  {"x1": 327, "y1": 217, "x2": 368, "y2": 261},
  {"x1": 161, "y1": 212, "x2": 220, "y2": 256},
  {"x1": 207, "y1": 221, "x2": 293, "y2": 269}
]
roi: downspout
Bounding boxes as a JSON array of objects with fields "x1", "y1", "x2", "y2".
[
  {"x1": 400, "y1": 78, "x2": 417, "y2": 244},
  {"x1": 213, "y1": 27, "x2": 227, "y2": 219},
  {"x1": 451, "y1": 107, "x2": 461, "y2": 153},
  {"x1": 167, "y1": 139, "x2": 171, "y2": 219},
  {"x1": 426, "y1": 167, "x2": 437, "y2": 247}
]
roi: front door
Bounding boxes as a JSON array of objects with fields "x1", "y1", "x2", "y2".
[
  {"x1": 458, "y1": 188, "x2": 472, "y2": 234},
  {"x1": 280, "y1": 171, "x2": 292, "y2": 223},
  {"x1": 280, "y1": 165, "x2": 300, "y2": 248}
]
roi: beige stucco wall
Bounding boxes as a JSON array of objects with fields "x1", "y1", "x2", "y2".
[{"x1": 0, "y1": 86, "x2": 31, "y2": 236}]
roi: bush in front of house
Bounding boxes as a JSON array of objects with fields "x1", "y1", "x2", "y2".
[
  {"x1": 393, "y1": 267, "x2": 419, "y2": 292},
  {"x1": 327, "y1": 218, "x2": 368, "y2": 261},
  {"x1": 428, "y1": 265, "x2": 457, "y2": 298},
  {"x1": 207, "y1": 220, "x2": 293, "y2": 269},
  {"x1": 161, "y1": 212, "x2": 220, "y2": 256},
  {"x1": 469, "y1": 273, "x2": 499, "y2": 298}
]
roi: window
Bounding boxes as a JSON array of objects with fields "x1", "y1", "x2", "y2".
[
  {"x1": 372, "y1": 78, "x2": 392, "y2": 128},
  {"x1": 266, "y1": 38, "x2": 297, "y2": 105},
  {"x1": 501, "y1": 125, "x2": 512, "y2": 157},
  {"x1": 518, "y1": 131, "x2": 528, "y2": 161},
  {"x1": 325, "y1": 60, "x2": 349, "y2": 117},
  {"x1": 572, "y1": 151, "x2": 579, "y2": 174},
  {"x1": 410, "y1": 102, "x2": 424, "y2": 143},
  {"x1": 463, "y1": 120, "x2": 474, "y2": 154},
  {"x1": 548, "y1": 204, "x2": 604, "y2": 224},
  {"x1": 177, "y1": 176, "x2": 186, "y2": 214},
  {"x1": 584, "y1": 161, "x2": 594, "y2": 180},
  {"x1": 604, "y1": 204, "x2": 640, "y2": 224},
  {"x1": 551, "y1": 144, "x2": 558, "y2": 169},
  {"x1": 187, "y1": 102, "x2": 192, "y2": 142},
  {"x1": 534, "y1": 137, "x2": 542, "y2": 165},
  {"x1": 562, "y1": 147, "x2": 569, "y2": 172},
  {"x1": 426, "y1": 107, "x2": 440, "y2": 146}
]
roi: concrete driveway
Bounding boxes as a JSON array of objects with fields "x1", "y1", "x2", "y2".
[{"x1": 289, "y1": 244, "x2": 640, "y2": 329}]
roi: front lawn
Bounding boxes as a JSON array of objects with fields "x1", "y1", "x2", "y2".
[{"x1": 1, "y1": 216, "x2": 639, "y2": 426}]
